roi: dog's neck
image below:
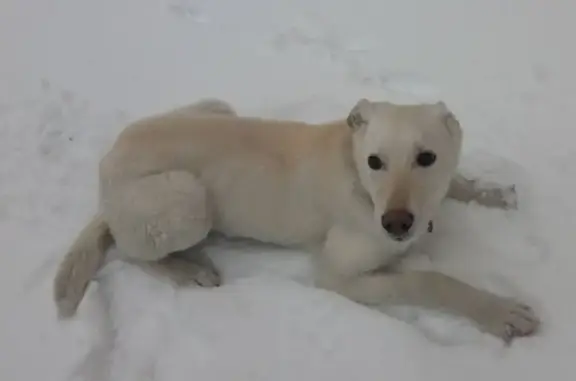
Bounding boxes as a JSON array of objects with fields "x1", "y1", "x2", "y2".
[
  {"x1": 312, "y1": 120, "x2": 381, "y2": 231},
  {"x1": 318, "y1": 119, "x2": 372, "y2": 201}
]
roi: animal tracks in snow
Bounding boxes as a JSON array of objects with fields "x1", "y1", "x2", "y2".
[
  {"x1": 271, "y1": 18, "x2": 440, "y2": 100},
  {"x1": 166, "y1": 0, "x2": 210, "y2": 23}
]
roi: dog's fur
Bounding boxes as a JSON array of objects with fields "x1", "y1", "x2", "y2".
[{"x1": 53, "y1": 98, "x2": 539, "y2": 343}]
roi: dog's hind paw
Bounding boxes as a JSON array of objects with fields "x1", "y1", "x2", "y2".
[
  {"x1": 184, "y1": 261, "x2": 222, "y2": 287},
  {"x1": 132, "y1": 251, "x2": 222, "y2": 288}
]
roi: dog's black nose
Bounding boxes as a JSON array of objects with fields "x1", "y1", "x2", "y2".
[{"x1": 381, "y1": 209, "x2": 414, "y2": 237}]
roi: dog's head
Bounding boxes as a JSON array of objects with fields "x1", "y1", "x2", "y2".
[{"x1": 347, "y1": 98, "x2": 463, "y2": 243}]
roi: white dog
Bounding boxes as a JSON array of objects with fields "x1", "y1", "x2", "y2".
[{"x1": 53, "y1": 98, "x2": 539, "y2": 343}]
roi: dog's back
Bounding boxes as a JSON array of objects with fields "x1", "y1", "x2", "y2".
[{"x1": 101, "y1": 114, "x2": 349, "y2": 246}]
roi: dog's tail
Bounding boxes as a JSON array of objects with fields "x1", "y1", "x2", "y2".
[{"x1": 53, "y1": 213, "x2": 114, "y2": 319}]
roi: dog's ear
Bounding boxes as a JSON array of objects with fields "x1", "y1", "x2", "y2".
[
  {"x1": 347, "y1": 98, "x2": 372, "y2": 130},
  {"x1": 432, "y1": 101, "x2": 461, "y2": 138}
]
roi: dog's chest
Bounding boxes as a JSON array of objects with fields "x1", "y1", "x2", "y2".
[{"x1": 321, "y1": 224, "x2": 412, "y2": 275}]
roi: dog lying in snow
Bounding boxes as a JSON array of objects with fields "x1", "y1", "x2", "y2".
[{"x1": 53, "y1": 98, "x2": 539, "y2": 343}]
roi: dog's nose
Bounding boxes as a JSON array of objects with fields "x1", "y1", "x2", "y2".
[{"x1": 381, "y1": 209, "x2": 414, "y2": 237}]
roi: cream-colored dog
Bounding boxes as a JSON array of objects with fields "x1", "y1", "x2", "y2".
[{"x1": 53, "y1": 98, "x2": 539, "y2": 343}]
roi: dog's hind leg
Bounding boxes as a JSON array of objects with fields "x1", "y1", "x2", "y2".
[
  {"x1": 101, "y1": 170, "x2": 221, "y2": 287},
  {"x1": 168, "y1": 98, "x2": 237, "y2": 118}
]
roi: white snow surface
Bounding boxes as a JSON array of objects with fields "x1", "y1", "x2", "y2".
[{"x1": 1, "y1": 0, "x2": 575, "y2": 380}]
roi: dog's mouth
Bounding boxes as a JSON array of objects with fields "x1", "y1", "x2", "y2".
[
  {"x1": 386, "y1": 232, "x2": 412, "y2": 242},
  {"x1": 385, "y1": 220, "x2": 434, "y2": 242}
]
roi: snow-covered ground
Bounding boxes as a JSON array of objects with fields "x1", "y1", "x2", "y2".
[{"x1": 1, "y1": 0, "x2": 575, "y2": 380}]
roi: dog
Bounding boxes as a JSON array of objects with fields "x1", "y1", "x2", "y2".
[{"x1": 53, "y1": 97, "x2": 539, "y2": 343}]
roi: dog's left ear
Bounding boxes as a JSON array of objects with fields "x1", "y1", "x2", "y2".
[
  {"x1": 347, "y1": 98, "x2": 372, "y2": 130},
  {"x1": 433, "y1": 101, "x2": 461, "y2": 138}
]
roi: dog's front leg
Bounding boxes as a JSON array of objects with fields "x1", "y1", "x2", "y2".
[
  {"x1": 446, "y1": 173, "x2": 517, "y2": 210},
  {"x1": 317, "y1": 268, "x2": 539, "y2": 343}
]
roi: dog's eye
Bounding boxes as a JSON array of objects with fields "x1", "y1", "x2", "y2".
[
  {"x1": 367, "y1": 154, "x2": 384, "y2": 170},
  {"x1": 416, "y1": 151, "x2": 436, "y2": 167}
]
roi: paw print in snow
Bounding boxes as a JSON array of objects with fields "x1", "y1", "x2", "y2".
[
  {"x1": 167, "y1": 0, "x2": 209, "y2": 23},
  {"x1": 35, "y1": 79, "x2": 89, "y2": 159}
]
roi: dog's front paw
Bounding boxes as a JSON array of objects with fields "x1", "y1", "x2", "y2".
[
  {"x1": 479, "y1": 184, "x2": 518, "y2": 210},
  {"x1": 476, "y1": 296, "x2": 540, "y2": 343},
  {"x1": 498, "y1": 184, "x2": 518, "y2": 210}
]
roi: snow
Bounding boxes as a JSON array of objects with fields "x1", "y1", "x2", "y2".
[{"x1": 0, "y1": 0, "x2": 575, "y2": 380}]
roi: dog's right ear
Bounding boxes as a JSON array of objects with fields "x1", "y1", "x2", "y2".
[
  {"x1": 346, "y1": 98, "x2": 372, "y2": 130},
  {"x1": 432, "y1": 101, "x2": 462, "y2": 139}
]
